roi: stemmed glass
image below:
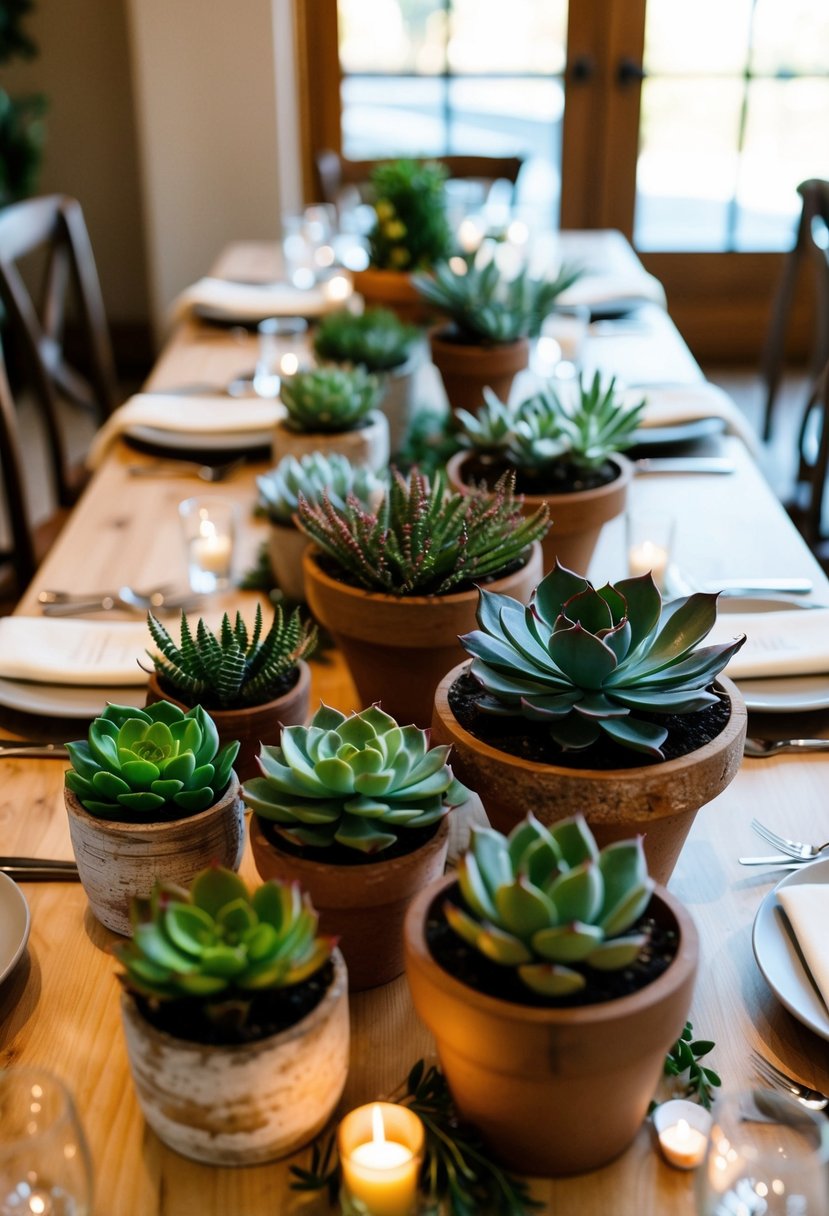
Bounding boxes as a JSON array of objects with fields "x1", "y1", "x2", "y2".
[
  {"x1": 0, "y1": 1068, "x2": 93, "y2": 1215},
  {"x1": 696, "y1": 1088, "x2": 829, "y2": 1216}
]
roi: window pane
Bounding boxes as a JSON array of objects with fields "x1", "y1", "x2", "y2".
[
  {"x1": 341, "y1": 77, "x2": 446, "y2": 159},
  {"x1": 448, "y1": 0, "x2": 566, "y2": 74},
  {"x1": 751, "y1": 0, "x2": 829, "y2": 74},
  {"x1": 339, "y1": 0, "x2": 446, "y2": 74},
  {"x1": 643, "y1": 0, "x2": 753, "y2": 75}
]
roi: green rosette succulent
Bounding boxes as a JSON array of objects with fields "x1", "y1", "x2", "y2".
[
  {"x1": 65, "y1": 702, "x2": 239, "y2": 820},
  {"x1": 313, "y1": 307, "x2": 419, "y2": 373},
  {"x1": 280, "y1": 366, "x2": 382, "y2": 434},
  {"x1": 446, "y1": 813, "x2": 655, "y2": 996},
  {"x1": 460, "y1": 562, "x2": 746, "y2": 758},
  {"x1": 257, "y1": 451, "x2": 385, "y2": 525},
  {"x1": 242, "y1": 704, "x2": 469, "y2": 854}
]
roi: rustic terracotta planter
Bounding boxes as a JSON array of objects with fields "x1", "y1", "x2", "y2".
[
  {"x1": 267, "y1": 519, "x2": 311, "y2": 602},
  {"x1": 447, "y1": 450, "x2": 633, "y2": 578},
  {"x1": 249, "y1": 814, "x2": 450, "y2": 991},
  {"x1": 431, "y1": 666, "x2": 747, "y2": 884},
  {"x1": 302, "y1": 541, "x2": 543, "y2": 728},
  {"x1": 352, "y1": 267, "x2": 434, "y2": 326},
  {"x1": 429, "y1": 328, "x2": 529, "y2": 416},
  {"x1": 146, "y1": 663, "x2": 311, "y2": 784},
  {"x1": 65, "y1": 773, "x2": 245, "y2": 936},
  {"x1": 404, "y1": 874, "x2": 698, "y2": 1176},
  {"x1": 120, "y1": 948, "x2": 349, "y2": 1165},
  {"x1": 272, "y1": 410, "x2": 390, "y2": 473}
]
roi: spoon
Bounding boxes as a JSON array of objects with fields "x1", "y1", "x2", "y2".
[
  {"x1": 127, "y1": 457, "x2": 245, "y2": 483},
  {"x1": 41, "y1": 587, "x2": 200, "y2": 616},
  {"x1": 743, "y1": 737, "x2": 829, "y2": 758},
  {"x1": 38, "y1": 582, "x2": 174, "y2": 606}
]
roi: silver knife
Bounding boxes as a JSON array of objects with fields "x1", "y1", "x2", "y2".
[
  {"x1": 0, "y1": 742, "x2": 69, "y2": 759},
  {"x1": 634, "y1": 458, "x2": 736, "y2": 474},
  {"x1": 699, "y1": 577, "x2": 813, "y2": 595},
  {"x1": 739, "y1": 855, "x2": 807, "y2": 866}
]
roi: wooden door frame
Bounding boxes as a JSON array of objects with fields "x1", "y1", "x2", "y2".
[{"x1": 294, "y1": 0, "x2": 341, "y2": 202}]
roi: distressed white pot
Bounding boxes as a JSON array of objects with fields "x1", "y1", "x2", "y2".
[
  {"x1": 378, "y1": 350, "x2": 421, "y2": 454},
  {"x1": 120, "y1": 949, "x2": 350, "y2": 1165},
  {"x1": 272, "y1": 410, "x2": 389, "y2": 472},
  {"x1": 267, "y1": 518, "x2": 311, "y2": 602}
]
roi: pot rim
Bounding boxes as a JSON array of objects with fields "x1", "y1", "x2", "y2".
[
  {"x1": 429, "y1": 326, "x2": 530, "y2": 355},
  {"x1": 447, "y1": 449, "x2": 632, "y2": 507},
  {"x1": 64, "y1": 769, "x2": 241, "y2": 838},
  {"x1": 274, "y1": 409, "x2": 388, "y2": 440},
  {"x1": 148, "y1": 660, "x2": 311, "y2": 721},
  {"x1": 250, "y1": 810, "x2": 450, "y2": 875}
]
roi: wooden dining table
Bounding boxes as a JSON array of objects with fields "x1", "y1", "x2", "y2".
[{"x1": 2, "y1": 233, "x2": 829, "y2": 1216}]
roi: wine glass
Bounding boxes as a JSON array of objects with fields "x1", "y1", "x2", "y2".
[
  {"x1": 696, "y1": 1088, "x2": 829, "y2": 1216},
  {"x1": 0, "y1": 1067, "x2": 93, "y2": 1216}
]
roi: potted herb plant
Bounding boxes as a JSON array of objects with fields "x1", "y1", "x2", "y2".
[
  {"x1": 64, "y1": 702, "x2": 243, "y2": 935},
  {"x1": 413, "y1": 257, "x2": 580, "y2": 414},
  {"x1": 297, "y1": 467, "x2": 548, "y2": 727},
  {"x1": 404, "y1": 813, "x2": 698, "y2": 1176},
  {"x1": 257, "y1": 451, "x2": 385, "y2": 603},
  {"x1": 117, "y1": 866, "x2": 348, "y2": 1165},
  {"x1": 244, "y1": 703, "x2": 468, "y2": 990},
  {"x1": 145, "y1": 604, "x2": 316, "y2": 782},
  {"x1": 313, "y1": 307, "x2": 423, "y2": 452},
  {"x1": 275, "y1": 365, "x2": 389, "y2": 471},
  {"x1": 431, "y1": 563, "x2": 748, "y2": 883},
  {"x1": 448, "y1": 374, "x2": 644, "y2": 574}
]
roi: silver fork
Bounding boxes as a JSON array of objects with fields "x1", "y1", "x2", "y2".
[
  {"x1": 127, "y1": 457, "x2": 245, "y2": 483},
  {"x1": 753, "y1": 1050, "x2": 829, "y2": 1114},
  {"x1": 744, "y1": 737, "x2": 829, "y2": 759},
  {"x1": 751, "y1": 818, "x2": 829, "y2": 860}
]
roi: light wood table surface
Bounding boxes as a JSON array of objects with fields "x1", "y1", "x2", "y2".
[{"x1": 2, "y1": 235, "x2": 829, "y2": 1215}]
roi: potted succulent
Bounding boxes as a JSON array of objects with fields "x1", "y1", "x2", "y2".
[
  {"x1": 313, "y1": 307, "x2": 423, "y2": 452},
  {"x1": 117, "y1": 865, "x2": 349, "y2": 1165},
  {"x1": 413, "y1": 257, "x2": 580, "y2": 414},
  {"x1": 64, "y1": 702, "x2": 243, "y2": 935},
  {"x1": 404, "y1": 813, "x2": 698, "y2": 1176},
  {"x1": 144, "y1": 604, "x2": 316, "y2": 783},
  {"x1": 431, "y1": 563, "x2": 748, "y2": 883},
  {"x1": 297, "y1": 467, "x2": 548, "y2": 727},
  {"x1": 448, "y1": 374, "x2": 644, "y2": 574},
  {"x1": 275, "y1": 365, "x2": 389, "y2": 471},
  {"x1": 244, "y1": 703, "x2": 468, "y2": 990},
  {"x1": 352, "y1": 158, "x2": 453, "y2": 324},
  {"x1": 257, "y1": 451, "x2": 385, "y2": 602}
]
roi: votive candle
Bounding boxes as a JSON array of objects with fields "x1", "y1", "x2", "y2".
[
  {"x1": 654, "y1": 1099, "x2": 712, "y2": 1170},
  {"x1": 338, "y1": 1102, "x2": 424, "y2": 1216}
]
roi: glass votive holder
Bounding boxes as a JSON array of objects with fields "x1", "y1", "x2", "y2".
[
  {"x1": 626, "y1": 510, "x2": 675, "y2": 592},
  {"x1": 338, "y1": 1102, "x2": 424, "y2": 1216},
  {"x1": 179, "y1": 496, "x2": 237, "y2": 594},
  {"x1": 253, "y1": 316, "x2": 308, "y2": 399},
  {"x1": 531, "y1": 304, "x2": 590, "y2": 381}
]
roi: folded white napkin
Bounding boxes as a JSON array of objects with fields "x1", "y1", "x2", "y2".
[
  {"x1": 777, "y1": 884, "x2": 829, "y2": 1009},
  {"x1": 0, "y1": 619, "x2": 150, "y2": 686},
  {"x1": 708, "y1": 609, "x2": 829, "y2": 679},
  {"x1": 171, "y1": 276, "x2": 352, "y2": 324},
  {"x1": 636, "y1": 383, "x2": 760, "y2": 454},
  {"x1": 87, "y1": 393, "x2": 284, "y2": 467},
  {"x1": 557, "y1": 272, "x2": 667, "y2": 312}
]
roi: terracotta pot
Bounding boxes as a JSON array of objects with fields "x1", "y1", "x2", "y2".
[
  {"x1": 65, "y1": 773, "x2": 245, "y2": 936},
  {"x1": 429, "y1": 328, "x2": 529, "y2": 416},
  {"x1": 302, "y1": 541, "x2": 543, "y2": 728},
  {"x1": 249, "y1": 815, "x2": 449, "y2": 991},
  {"x1": 267, "y1": 520, "x2": 310, "y2": 602},
  {"x1": 404, "y1": 874, "x2": 698, "y2": 1176},
  {"x1": 447, "y1": 449, "x2": 633, "y2": 577},
  {"x1": 120, "y1": 948, "x2": 349, "y2": 1165},
  {"x1": 146, "y1": 663, "x2": 311, "y2": 784},
  {"x1": 352, "y1": 267, "x2": 434, "y2": 326},
  {"x1": 272, "y1": 410, "x2": 389, "y2": 472},
  {"x1": 431, "y1": 665, "x2": 747, "y2": 884}
]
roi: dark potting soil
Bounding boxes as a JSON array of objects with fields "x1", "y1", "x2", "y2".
[
  {"x1": 457, "y1": 452, "x2": 618, "y2": 496},
  {"x1": 132, "y1": 958, "x2": 335, "y2": 1046},
  {"x1": 448, "y1": 671, "x2": 730, "y2": 770},
  {"x1": 314, "y1": 550, "x2": 528, "y2": 597},
  {"x1": 257, "y1": 813, "x2": 439, "y2": 866},
  {"x1": 428, "y1": 886, "x2": 677, "y2": 1009},
  {"x1": 155, "y1": 664, "x2": 300, "y2": 712}
]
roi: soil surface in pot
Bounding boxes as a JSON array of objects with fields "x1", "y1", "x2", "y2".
[
  {"x1": 448, "y1": 671, "x2": 730, "y2": 770},
  {"x1": 257, "y1": 815, "x2": 439, "y2": 866},
  {"x1": 428, "y1": 885, "x2": 677, "y2": 1009},
  {"x1": 153, "y1": 665, "x2": 300, "y2": 714},
  {"x1": 131, "y1": 958, "x2": 335, "y2": 1046},
  {"x1": 314, "y1": 550, "x2": 529, "y2": 598},
  {"x1": 458, "y1": 452, "x2": 618, "y2": 496}
]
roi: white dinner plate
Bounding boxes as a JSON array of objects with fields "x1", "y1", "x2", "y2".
[
  {"x1": 736, "y1": 675, "x2": 829, "y2": 715},
  {"x1": 125, "y1": 424, "x2": 272, "y2": 455},
  {"x1": 0, "y1": 676, "x2": 147, "y2": 720},
  {"x1": 631, "y1": 417, "x2": 727, "y2": 451},
  {"x1": 753, "y1": 857, "x2": 829, "y2": 1040},
  {"x1": 0, "y1": 871, "x2": 30, "y2": 987}
]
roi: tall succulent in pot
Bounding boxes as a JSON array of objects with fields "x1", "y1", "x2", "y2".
[{"x1": 275, "y1": 365, "x2": 389, "y2": 471}]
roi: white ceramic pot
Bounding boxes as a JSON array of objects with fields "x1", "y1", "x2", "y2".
[
  {"x1": 272, "y1": 410, "x2": 390, "y2": 472},
  {"x1": 378, "y1": 349, "x2": 422, "y2": 454},
  {"x1": 267, "y1": 518, "x2": 310, "y2": 602}
]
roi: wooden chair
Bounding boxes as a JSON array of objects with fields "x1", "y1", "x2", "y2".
[
  {"x1": 0, "y1": 194, "x2": 118, "y2": 507},
  {"x1": 760, "y1": 179, "x2": 829, "y2": 441},
  {"x1": 315, "y1": 150, "x2": 524, "y2": 208},
  {"x1": 785, "y1": 357, "x2": 829, "y2": 568}
]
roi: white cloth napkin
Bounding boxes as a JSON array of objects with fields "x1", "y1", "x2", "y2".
[
  {"x1": 557, "y1": 271, "x2": 667, "y2": 312},
  {"x1": 171, "y1": 276, "x2": 351, "y2": 324},
  {"x1": 636, "y1": 383, "x2": 760, "y2": 454},
  {"x1": 87, "y1": 393, "x2": 284, "y2": 467},
  {"x1": 777, "y1": 884, "x2": 829, "y2": 1009},
  {"x1": 708, "y1": 609, "x2": 829, "y2": 679},
  {"x1": 0, "y1": 619, "x2": 150, "y2": 686}
]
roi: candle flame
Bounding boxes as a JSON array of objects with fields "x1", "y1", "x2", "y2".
[
  {"x1": 371, "y1": 1103, "x2": 386, "y2": 1146},
  {"x1": 198, "y1": 518, "x2": 217, "y2": 540},
  {"x1": 676, "y1": 1118, "x2": 690, "y2": 1142},
  {"x1": 280, "y1": 352, "x2": 299, "y2": 376}
]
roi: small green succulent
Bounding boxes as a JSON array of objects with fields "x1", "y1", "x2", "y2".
[
  {"x1": 367, "y1": 159, "x2": 453, "y2": 271},
  {"x1": 445, "y1": 813, "x2": 655, "y2": 996},
  {"x1": 460, "y1": 562, "x2": 746, "y2": 758},
  {"x1": 280, "y1": 366, "x2": 382, "y2": 434},
  {"x1": 257, "y1": 451, "x2": 385, "y2": 526},
  {"x1": 242, "y1": 703, "x2": 469, "y2": 854},
  {"x1": 116, "y1": 866, "x2": 334, "y2": 1033},
  {"x1": 65, "y1": 702, "x2": 238, "y2": 821},
  {"x1": 313, "y1": 308, "x2": 420, "y2": 373}
]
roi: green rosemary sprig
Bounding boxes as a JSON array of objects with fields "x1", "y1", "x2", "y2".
[{"x1": 662, "y1": 1021, "x2": 721, "y2": 1110}]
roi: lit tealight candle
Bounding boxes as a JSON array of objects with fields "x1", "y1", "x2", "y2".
[
  {"x1": 458, "y1": 216, "x2": 485, "y2": 254},
  {"x1": 654, "y1": 1099, "x2": 712, "y2": 1170},
  {"x1": 339, "y1": 1102, "x2": 424, "y2": 1216},
  {"x1": 628, "y1": 540, "x2": 670, "y2": 589},
  {"x1": 191, "y1": 520, "x2": 232, "y2": 575},
  {"x1": 322, "y1": 273, "x2": 353, "y2": 303}
]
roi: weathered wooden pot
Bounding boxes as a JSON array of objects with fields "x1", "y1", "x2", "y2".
[
  {"x1": 249, "y1": 815, "x2": 450, "y2": 991},
  {"x1": 447, "y1": 450, "x2": 633, "y2": 577},
  {"x1": 120, "y1": 948, "x2": 349, "y2": 1165},
  {"x1": 429, "y1": 329, "x2": 529, "y2": 416},
  {"x1": 404, "y1": 875, "x2": 698, "y2": 1176},
  {"x1": 352, "y1": 267, "x2": 434, "y2": 326},
  {"x1": 267, "y1": 519, "x2": 311, "y2": 602},
  {"x1": 146, "y1": 663, "x2": 311, "y2": 785},
  {"x1": 431, "y1": 667, "x2": 747, "y2": 885},
  {"x1": 272, "y1": 410, "x2": 390, "y2": 472},
  {"x1": 65, "y1": 774, "x2": 245, "y2": 936},
  {"x1": 302, "y1": 542, "x2": 543, "y2": 729}
]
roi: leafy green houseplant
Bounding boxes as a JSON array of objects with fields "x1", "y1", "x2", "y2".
[
  {"x1": 0, "y1": 0, "x2": 47, "y2": 208},
  {"x1": 275, "y1": 366, "x2": 389, "y2": 471},
  {"x1": 117, "y1": 866, "x2": 349, "y2": 1166},
  {"x1": 404, "y1": 812, "x2": 699, "y2": 1176}
]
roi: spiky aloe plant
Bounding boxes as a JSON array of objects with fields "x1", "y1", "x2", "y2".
[
  {"x1": 257, "y1": 452, "x2": 385, "y2": 525},
  {"x1": 296, "y1": 467, "x2": 548, "y2": 596},
  {"x1": 280, "y1": 366, "x2": 382, "y2": 434},
  {"x1": 147, "y1": 604, "x2": 316, "y2": 710},
  {"x1": 242, "y1": 704, "x2": 468, "y2": 854},
  {"x1": 445, "y1": 813, "x2": 654, "y2": 997},
  {"x1": 460, "y1": 562, "x2": 746, "y2": 758},
  {"x1": 313, "y1": 307, "x2": 419, "y2": 373}
]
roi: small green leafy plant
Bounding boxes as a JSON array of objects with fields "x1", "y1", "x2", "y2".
[
  {"x1": 297, "y1": 466, "x2": 548, "y2": 596},
  {"x1": 663, "y1": 1021, "x2": 721, "y2": 1109},
  {"x1": 242, "y1": 703, "x2": 468, "y2": 854},
  {"x1": 461, "y1": 561, "x2": 746, "y2": 757},
  {"x1": 367, "y1": 159, "x2": 453, "y2": 271},
  {"x1": 280, "y1": 366, "x2": 382, "y2": 434},
  {"x1": 313, "y1": 307, "x2": 420, "y2": 373},
  {"x1": 257, "y1": 451, "x2": 385, "y2": 525},
  {"x1": 146, "y1": 604, "x2": 316, "y2": 710}
]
